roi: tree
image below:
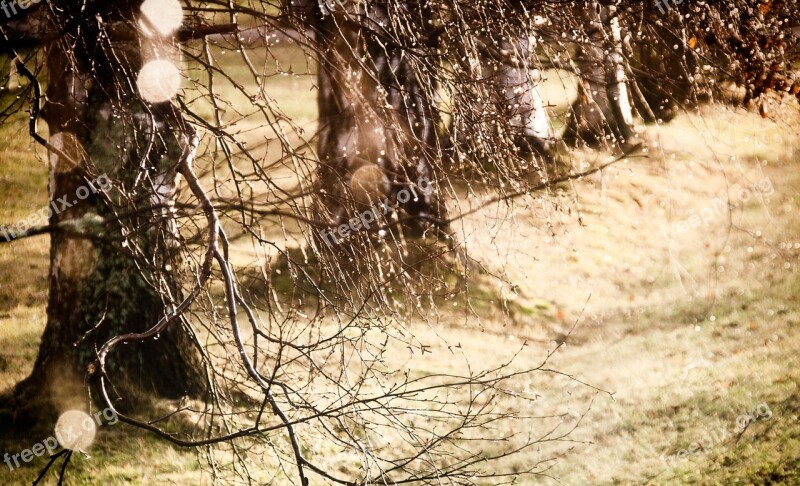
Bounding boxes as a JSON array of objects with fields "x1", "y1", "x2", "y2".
[
  {"x1": 310, "y1": 1, "x2": 451, "y2": 242},
  {"x1": 1, "y1": 0, "x2": 206, "y2": 430},
  {"x1": 564, "y1": 2, "x2": 637, "y2": 148},
  {"x1": 626, "y1": 11, "x2": 706, "y2": 123},
  {"x1": 623, "y1": 1, "x2": 800, "y2": 122}
]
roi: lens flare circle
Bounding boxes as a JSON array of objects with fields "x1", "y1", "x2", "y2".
[
  {"x1": 54, "y1": 410, "x2": 97, "y2": 451},
  {"x1": 140, "y1": 0, "x2": 184, "y2": 37},
  {"x1": 137, "y1": 60, "x2": 181, "y2": 103}
]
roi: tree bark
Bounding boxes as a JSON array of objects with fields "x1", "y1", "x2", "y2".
[{"x1": 564, "y1": 3, "x2": 637, "y2": 148}]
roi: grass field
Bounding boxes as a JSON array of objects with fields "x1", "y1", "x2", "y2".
[{"x1": 1, "y1": 44, "x2": 799, "y2": 485}]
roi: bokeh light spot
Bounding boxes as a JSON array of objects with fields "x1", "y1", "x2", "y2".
[
  {"x1": 140, "y1": 0, "x2": 184, "y2": 37},
  {"x1": 137, "y1": 60, "x2": 181, "y2": 103},
  {"x1": 55, "y1": 410, "x2": 96, "y2": 451}
]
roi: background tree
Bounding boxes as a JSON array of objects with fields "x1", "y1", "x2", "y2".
[
  {"x1": 313, "y1": 2, "x2": 447, "y2": 231},
  {"x1": 564, "y1": 2, "x2": 637, "y2": 148},
  {"x1": 447, "y1": 10, "x2": 556, "y2": 165}
]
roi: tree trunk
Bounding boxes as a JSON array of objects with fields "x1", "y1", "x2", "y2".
[
  {"x1": 1, "y1": 12, "x2": 204, "y2": 431},
  {"x1": 313, "y1": 2, "x2": 448, "y2": 239},
  {"x1": 482, "y1": 34, "x2": 555, "y2": 161},
  {"x1": 565, "y1": 3, "x2": 637, "y2": 148},
  {"x1": 628, "y1": 16, "x2": 706, "y2": 123}
]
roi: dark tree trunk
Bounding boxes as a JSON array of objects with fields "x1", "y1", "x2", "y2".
[
  {"x1": 312, "y1": 2, "x2": 448, "y2": 238},
  {"x1": 628, "y1": 17, "x2": 707, "y2": 123},
  {"x1": 1, "y1": 9, "x2": 204, "y2": 431},
  {"x1": 565, "y1": 3, "x2": 637, "y2": 148}
]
